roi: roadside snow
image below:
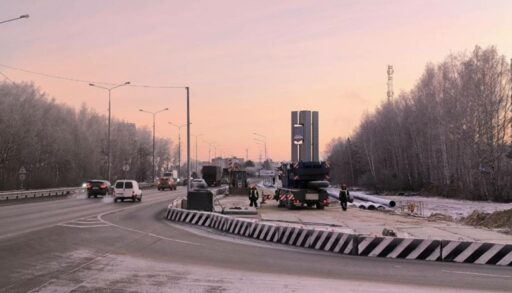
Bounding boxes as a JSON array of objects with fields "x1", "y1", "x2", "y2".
[{"x1": 382, "y1": 195, "x2": 512, "y2": 220}]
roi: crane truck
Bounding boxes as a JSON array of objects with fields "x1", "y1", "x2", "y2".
[{"x1": 275, "y1": 161, "x2": 330, "y2": 209}]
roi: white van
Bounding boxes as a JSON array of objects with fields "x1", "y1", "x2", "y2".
[{"x1": 113, "y1": 180, "x2": 142, "y2": 202}]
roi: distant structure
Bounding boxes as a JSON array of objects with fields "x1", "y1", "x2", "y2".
[
  {"x1": 387, "y1": 65, "x2": 394, "y2": 100},
  {"x1": 291, "y1": 111, "x2": 319, "y2": 162}
]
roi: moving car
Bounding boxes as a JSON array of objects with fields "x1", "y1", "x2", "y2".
[
  {"x1": 84, "y1": 180, "x2": 111, "y2": 198},
  {"x1": 113, "y1": 180, "x2": 142, "y2": 202},
  {"x1": 158, "y1": 177, "x2": 177, "y2": 191}
]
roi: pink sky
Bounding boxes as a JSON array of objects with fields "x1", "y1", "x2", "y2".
[{"x1": 1, "y1": 0, "x2": 512, "y2": 161}]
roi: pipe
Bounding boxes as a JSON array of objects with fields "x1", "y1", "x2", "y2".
[{"x1": 352, "y1": 192, "x2": 396, "y2": 208}]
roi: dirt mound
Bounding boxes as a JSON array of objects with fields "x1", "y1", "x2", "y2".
[
  {"x1": 428, "y1": 213, "x2": 453, "y2": 222},
  {"x1": 464, "y1": 209, "x2": 512, "y2": 229}
]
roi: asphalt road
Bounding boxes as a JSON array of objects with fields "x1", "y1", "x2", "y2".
[{"x1": 0, "y1": 188, "x2": 511, "y2": 292}]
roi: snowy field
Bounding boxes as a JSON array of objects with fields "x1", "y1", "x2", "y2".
[{"x1": 381, "y1": 194, "x2": 512, "y2": 220}]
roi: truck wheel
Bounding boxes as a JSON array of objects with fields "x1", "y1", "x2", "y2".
[
  {"x1": 316, "y1": 203, "x2": 325, "y2": 210},
  {"x1": 138, "y1": 195, "x2": 142, "y2": 202},
  {"x1": 114, "y1": 198, "x2": 118, "y2": 203}
]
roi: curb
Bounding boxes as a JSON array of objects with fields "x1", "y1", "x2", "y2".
[{"x1": 165, "y1": 206, "x2": 512, "y2": 266}]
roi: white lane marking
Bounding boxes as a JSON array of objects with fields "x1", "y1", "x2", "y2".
[
  {"x1": 0, "y1": 191, "x2": 181, "y2": 241},
  {"x1": 97, "y1": 210, "x2": 200, "y2": 246},
  {"x1": 442, "y1": 270, "x2": 511, "y2": 278},
  {"x1": 58, "y1": 224, "x2": 110, "y2": 228}
]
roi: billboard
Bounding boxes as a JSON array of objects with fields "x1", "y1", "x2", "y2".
[{"x1": 293, "y1": 124, "x2": 304, "y2": 145}]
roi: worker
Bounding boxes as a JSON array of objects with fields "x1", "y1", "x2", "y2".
[
  {"x1": 339, "y1": 184, "x2": 349, "y2": 211},
  {"x1": 249, "y1": 185, "x2": 259, "y2": 208}
]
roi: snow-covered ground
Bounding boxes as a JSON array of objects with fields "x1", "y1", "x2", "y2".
[
  {"x1": 381, "y1": 194, "x2": 512, "y2": 220},
  {"x1": 29, "y1": 250, "x2": 479, "y2": 293}
]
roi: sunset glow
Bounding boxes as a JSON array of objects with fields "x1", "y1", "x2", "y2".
[{"x1": 2, "y1": 0, "x2": 511, "y2": 161}]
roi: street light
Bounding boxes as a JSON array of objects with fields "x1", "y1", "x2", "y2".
[
  {"x1": 169, "y1": 122, "x2": 187, "y2": 179},
  {"x1": 253, "y1": 132, "x2": 267, "y2": 161},
  {"x1": 194, "y1": 134, "x2": 203, "y2": 174},
  {"x1": 140, "y1": 108, "x2": 169, "y2": 182},
  {"x1": 0, "y1": 14, "x2": 29, "y2": 25},
  {"x1": 203, "y1": 140, "x2": 213, "y2": 163},
  {"x1": 254, "y1": 140, "x2": 265, "y2": 163},
  {"x1": 89, "y1": 81, "x2": 130, "y2": 182}
]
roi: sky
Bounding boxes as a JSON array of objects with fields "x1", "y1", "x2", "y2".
[{"x1": 1, "y1": 0, "x2": 511, "y2": 162}]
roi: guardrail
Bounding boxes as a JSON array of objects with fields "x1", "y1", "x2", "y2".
[
  {"x1": 0, "y1": 182, "x2": 156, "y2": 202},
  {"x1": 0, "y1": 187, "x2": 84, "y2": 201}
]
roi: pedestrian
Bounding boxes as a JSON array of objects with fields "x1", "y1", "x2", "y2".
[
  {"x1": 339, "y1": 184, "x2": 349, "y2": 211},
  {"x1": 249, "y1": 185, "x2": 259, "y2": 208}
]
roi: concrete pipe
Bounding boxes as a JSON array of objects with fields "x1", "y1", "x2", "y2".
[{"x1": 352, "y1": 192, "x2": 396, "y2": 208}]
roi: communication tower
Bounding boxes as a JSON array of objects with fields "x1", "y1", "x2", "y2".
[{"x1": 387, "y1": 65, "x2": 394, "y2": 100}]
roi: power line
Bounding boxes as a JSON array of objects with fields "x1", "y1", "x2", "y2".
[
  {"x1": 0, "y1": 71, "x2": 12, "y2": 82},
  {"x1": 0, "y1": 63, "x2": 186, "y2": 89}
]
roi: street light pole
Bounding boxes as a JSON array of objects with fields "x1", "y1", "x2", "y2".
[
  {"x1": 169, "y1": 122, "x2": 187, "y2": 179},
  {"x1": 89, "y1": 81, "x2": 130, "y2": 182},
  {"x1": 194, "y1": 134, "x2": 203, "y2": 174},
  {"x1": 0, "y1": 14, "x2": 29, "y2": 25},
  {"x1": 253, "y1": 132, "x2": 267, "y2": 161},
  {"x1": 140, "y1": 108, "x2": 169, "y2": 182},
  {"x1": 186, "y1": 87, "x2": 191, "y2": 193}
]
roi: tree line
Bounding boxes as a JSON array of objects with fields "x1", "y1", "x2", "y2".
[
  {"x1": 0, "y1": 82, "x2": 173, "y2": 190},
  {"x1": 326, "y1": 46, "x2": 512, "y2": 202}
]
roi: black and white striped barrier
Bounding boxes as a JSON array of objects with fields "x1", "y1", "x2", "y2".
[
  {"x1": 441, "y1": 240, "x2": 512, "y2": 266},
  {"x1": 357, "y1": 236, "x2": 441, "y2": 261},
  {"x1": 165, "y1": 207, "x2": 512, "y2": 266},
  {"x1": 166, "y1": 207, "x2": 356, "y2": 255}
]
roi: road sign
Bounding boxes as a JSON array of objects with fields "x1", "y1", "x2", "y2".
[{"x1": 122, "y1": 164, "x2": 130, "y2": 172}]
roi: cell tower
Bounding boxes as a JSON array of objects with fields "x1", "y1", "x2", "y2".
[{"x1": 387, "y1": 65, "x2": 394, "y2": 100}]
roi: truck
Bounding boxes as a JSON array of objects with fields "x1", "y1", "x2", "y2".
[
  {"x1": 201, "y1": 165, "x2": 222, "y2": 187},
  {"x1": 275, "y1": 161, "x2": 330, "y2": 209},
  {"x1": 228, "y1": 170, "x2": 250, "y2": 195}
]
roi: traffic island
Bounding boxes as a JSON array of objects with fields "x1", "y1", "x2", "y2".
[{"x1": 166, "y1": 202, "x2": 512, "y2": 266}]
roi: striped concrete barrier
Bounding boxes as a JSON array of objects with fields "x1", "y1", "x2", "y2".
[
  {"x1": 357, "y1": 236, "x2": 441, "y2": 261},
  {"x1": 166, "y1": 207, "x2": 358, "y2": 256},
  {"x1": 441, "y1": 240, "x2": 512, "y2": 266},
  {"x1": 165, "y1": 207, "x2": 511, "y2": 266}
]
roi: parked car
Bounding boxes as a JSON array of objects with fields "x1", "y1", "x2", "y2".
[
  {"x1": 113, "y1": 180, "x2": 142, "y2": 202},
  {"x1": 191, "y1": 178, "x2": 208, "y2": 190},
  {"x1": 158, "y1": 177, "x2": 177, "y2": 191},
  {"x1": 84, "y1": 180, "x2": 111, "y2": 198}
]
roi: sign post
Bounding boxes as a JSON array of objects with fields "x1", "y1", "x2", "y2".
[
  {"x1": 18, "y1": 166, "x2": 27, "y2": 189},
  {"x1": 122, "y1": 163, "x2": 130, "y2": 179}
]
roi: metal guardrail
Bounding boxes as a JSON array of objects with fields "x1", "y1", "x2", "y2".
[
  {"x1": 0, "y1": 187, "x2": 84, "y2": 201},
  {"x1": 0, "y1": 182, "x2": 156, "y2": 201}
]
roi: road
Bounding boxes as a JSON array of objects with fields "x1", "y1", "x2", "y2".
[{"x1": 0, "y1": 188, "x2": 511, "y2": 292}]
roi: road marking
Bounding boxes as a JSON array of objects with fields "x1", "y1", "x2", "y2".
[
  {"x1": 58, "y1": 224, "x2": 110, "y2": 228},
  {"x1": 442, "y1": 270, "x2": 511, "y2": 278},
  {"x1": 97, "y1": 210, "x2": 200, "y2": 246}
]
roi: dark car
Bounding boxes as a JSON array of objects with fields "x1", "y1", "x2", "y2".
[
  {"x1": 157, "y1": 177, "x2": 177, "y2": 191},
  {"x1": 84, "y1": 180, "x2": 111, "y2": 198}
]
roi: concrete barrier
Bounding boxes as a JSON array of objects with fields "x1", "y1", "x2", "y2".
[
  {"x1": 441, "y1": 240, "x2": 512, "y2": 265},
  {"x1": 165, "y1": 205, "x2": 511, "y2": 266}
]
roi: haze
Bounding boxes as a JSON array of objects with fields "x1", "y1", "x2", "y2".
[{"x1": 1, "y1": 0, "x2": 511, "y2": 161}]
